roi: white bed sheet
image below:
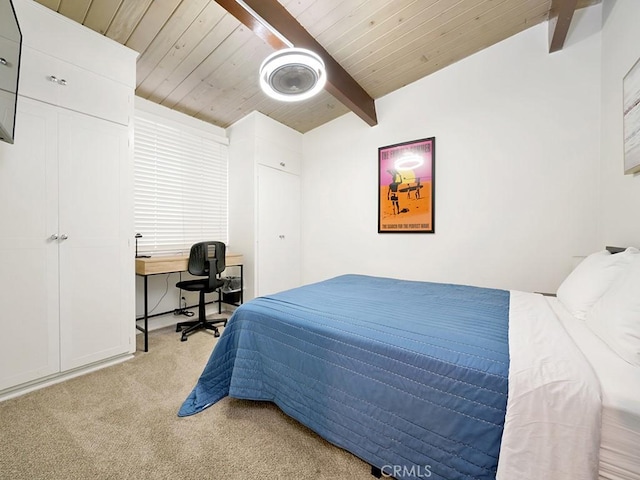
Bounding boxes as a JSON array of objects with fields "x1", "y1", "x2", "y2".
[
  {"x1": 497, "y1": 291, "x2": 602, "y2": 480},
  {"x1": 548, "y1": 297, "x2": 640, "y2": 480}
]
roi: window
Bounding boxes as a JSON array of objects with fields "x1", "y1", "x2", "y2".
[{"x1": 134, "y1": 109, "x2": 228, "y2": 256}]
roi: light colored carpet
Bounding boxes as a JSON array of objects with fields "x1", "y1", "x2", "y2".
[{"x1": 0, "y1": 325, "x2": 372, "y2": 480}]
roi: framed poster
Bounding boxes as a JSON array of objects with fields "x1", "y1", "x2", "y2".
[
  {"x1": 378, "y1": 137, "x2": 435, "y2": 233},
  {"x1": 624, "y1": 57, "x2": 640, "y2": 174}
]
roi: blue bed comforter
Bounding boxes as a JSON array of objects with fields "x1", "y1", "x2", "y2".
[{"x1": 179, "y1": 275, "x2": 510, "y2": 480}]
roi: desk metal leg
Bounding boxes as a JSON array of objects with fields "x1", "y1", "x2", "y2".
[
  {"x1": 136, "y1": 275, "x2": 149, "y2": 352},
  {"x1": 135, "y1": 275, "x2": 149, "y2": 352},
  {"x1": 143, "y1": 276, "x2": 148, "y2": 351}
]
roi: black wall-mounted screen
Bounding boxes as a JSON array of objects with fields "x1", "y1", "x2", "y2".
[{"x1": 0, "y1": 0, "x2": 22, "y2": 144}]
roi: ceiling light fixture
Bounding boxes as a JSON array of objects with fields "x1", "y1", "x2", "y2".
[{"x1": 259, "y1": 48, "x2": 327, "y2": 102}]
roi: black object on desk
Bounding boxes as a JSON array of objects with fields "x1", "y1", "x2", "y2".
[{"x1": 135, "y1": 233, "x2": 150, "y2": 258}]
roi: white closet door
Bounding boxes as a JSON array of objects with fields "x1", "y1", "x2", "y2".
[
  {"x1": 57, "y1": 110, "x2": 130, "y2": 371},
  {"x1": 257, "y1": 164, "x2": 301, "y2": 297},
  {"x1": 20, "y1": 47, "x2": 131, "y2": 126},
  {"x1": 0, "y1": 98, "x2": 60, "y2": 389}
]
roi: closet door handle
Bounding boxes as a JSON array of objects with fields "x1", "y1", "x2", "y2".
[
  {"x1": 48, "y1": 76, "x2": 67, "y2": 86},
  {"x1": 60, "y1": 234, "x2": 69, "y2": 240},
  {"x1": 49, "y1": 234, "x2": 59, "y2": 240}
]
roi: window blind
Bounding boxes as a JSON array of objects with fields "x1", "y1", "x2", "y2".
[{"x1": 134, "y1": 114, "x2": 228, "y2": 256}]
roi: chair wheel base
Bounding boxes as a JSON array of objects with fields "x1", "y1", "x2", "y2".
[{"x1": 176, "y1": 317, "x2": 226, "y2": 342}]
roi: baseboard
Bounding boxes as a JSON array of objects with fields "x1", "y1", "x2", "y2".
[{"x1": 0, "y1": 353, "x2": 134, "y2": 403}]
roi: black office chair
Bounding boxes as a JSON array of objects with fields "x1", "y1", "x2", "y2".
[{"x1": 175, "y1": 241, "x2": 228, "y2": 341}]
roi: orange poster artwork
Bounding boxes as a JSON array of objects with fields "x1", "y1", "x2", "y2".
[{"x1": 378, "y1": 137, "x2": 435, "y2": 233}]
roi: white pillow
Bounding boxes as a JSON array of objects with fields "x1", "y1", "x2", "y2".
[
  {"x1": 585, "y1": 255, "x2": 640, "y2": 366},
  {"x1": 556, "y1": 248, "x2": 638, "y2": 320}
]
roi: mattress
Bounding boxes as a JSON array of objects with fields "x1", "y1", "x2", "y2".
[{"x1": 548, "y1": 297, "x2": 640, "y2": 480}]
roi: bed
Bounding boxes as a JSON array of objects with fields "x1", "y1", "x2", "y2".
[{"x1": 177, "y1": 263, "x2": 640, "y2": 480}]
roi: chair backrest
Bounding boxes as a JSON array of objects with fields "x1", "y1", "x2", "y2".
[{"x1": 187, "y1": 241, "x2": 226, "y2": 277}]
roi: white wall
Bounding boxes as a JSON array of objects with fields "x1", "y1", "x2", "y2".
[
  {"x1": 301, "y1": 6, "x2": 603, "y2": 294},
  {"x1": 599, "y1": 0, "x2": 640, "y2": 246}
]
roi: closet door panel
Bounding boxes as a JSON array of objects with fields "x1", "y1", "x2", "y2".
[
  {"x1": 0, "y1": 99, "x2": 60, "y2": 389},
  {"x1": 19, "y1": 46, "x2": 131, "y2": 126},
  {"x1": 255, "y1": 138, "x2": 301, "y2": 175},
  {"x1": 56, "y1": 61, "x2": 131, "y2": 126},
  {"x1": 57, "y1": 110, "x2": 129, "y2": 371},
  {"x1": 257, "y1": 165, "x2": 301, "y2": 297},
  {"x1": 18, "y1": 47, "x2": 61, "y2": 107}
]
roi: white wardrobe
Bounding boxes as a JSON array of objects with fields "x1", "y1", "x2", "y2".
[
  {"x1": 0, "y1": 0, "x2": 137, "y2": 397},
  {"x1": 228, "y1": 111, "x2": 302, "y2": 301}
]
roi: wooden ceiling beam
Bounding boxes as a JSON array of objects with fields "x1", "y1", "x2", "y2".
[
  {"x1": 548, "y1": 0, "x2": 579, "y2": 53},
  {"x1": 214, "y1": 0, "x2": 378, "y2": 127}
]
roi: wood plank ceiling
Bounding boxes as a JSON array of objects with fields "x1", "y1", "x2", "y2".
[{"x1": 33, "y1": 0, "x2": 601, "y2": 133}]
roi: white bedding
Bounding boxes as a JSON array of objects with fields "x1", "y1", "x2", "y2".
[
  {"x1": 497, "y1": 291, "x2": 602, "y2": 480},
  {"x1": 549, "y1": 297, "x2": 640, "y2": 480}
]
